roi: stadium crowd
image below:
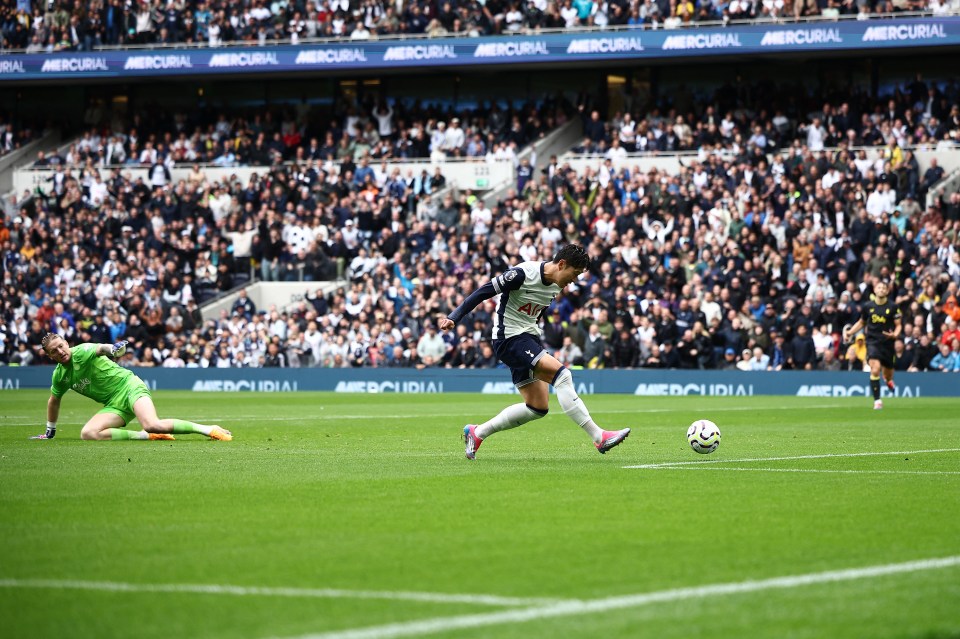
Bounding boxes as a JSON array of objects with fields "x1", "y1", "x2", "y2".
[
  {"x1": 42, "y1": 94, "x2": 562, "y2": 168},
  {"x1": 575, "y1": 73, "x2": 960, "y2": 193},
  {"x1": 1, "y1": 0, "x2": 958, "y2": 52},
  {"x1": 1, "y1": 76, "x2": 960, "y2": 372}
]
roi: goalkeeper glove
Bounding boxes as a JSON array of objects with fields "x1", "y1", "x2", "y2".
[
  {"x1": 110, "y1": 340, "x2": 128, "y2": 358},
  {"x1": 31, "y1": 422, "x2": 57, "y2": 440}
]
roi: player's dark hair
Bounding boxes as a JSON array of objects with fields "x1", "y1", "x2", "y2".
[
  {"x1": 40, "y1": 333, "x2": 60, "y2": 350},
  {"x1": 553, "y1": 244, "x2": 589, "y2": 270}
]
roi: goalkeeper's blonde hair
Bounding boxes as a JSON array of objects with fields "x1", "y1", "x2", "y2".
[{"x1": 40, "y1": 333, "x2": 62, "y2": 351}]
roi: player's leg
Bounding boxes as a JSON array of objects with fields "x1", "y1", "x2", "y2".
[
  {"x1": 464, "y1": 366, "x2": 548, "y2": 459},
  {"x1": 81, "y1": 409, "x2": 171, "y2": 441},
  {"x1": 476, "y1": 381, "x2": 549, "y2": 441},
  {"x1": 881, "y1": 345, "x2": 896, "y2": 391},
  {"x1": 132, "y1": 395, "x2": 232, "y2": 440},
  {"x1": 868, "y1": 358, "x2": 883, "y2": 409},
  {"x1": 463, "y1": 337, "x2": 550, "y2": 459},
  {"x1": 533, "y1": 352, "x2": 630, "y2": 453},
  {"x1": 80, "y1": 411, "x2": 127, "y2": 440},
  {"x1": 882, "y1": 365, "x2": 895, "y2": 391}
]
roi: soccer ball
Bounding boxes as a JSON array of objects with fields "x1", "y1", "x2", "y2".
[{"x1": 687, "y1": 419, "x2": 721, "y2": 454}]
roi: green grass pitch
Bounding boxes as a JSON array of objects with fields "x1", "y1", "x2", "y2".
[{"x1": 1, "y1": 390, "x2": 959, "y2": 639}]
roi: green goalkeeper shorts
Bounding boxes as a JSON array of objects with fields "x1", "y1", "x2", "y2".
[{"x1": 97, "y1": 377, "x2": 152, "y2": 426}]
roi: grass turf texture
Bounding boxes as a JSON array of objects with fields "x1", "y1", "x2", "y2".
[{"x1": 1, "y1": 390, "x2": 959, "y2": 639}]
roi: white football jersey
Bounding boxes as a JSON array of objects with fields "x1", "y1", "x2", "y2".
[{"x1": 491, "y1": 261, "x2": 560, "y2": 340}]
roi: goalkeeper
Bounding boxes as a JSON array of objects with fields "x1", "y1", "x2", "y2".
[{"x1": 33, "y1": 334, "x2": 232, "y2": 442}]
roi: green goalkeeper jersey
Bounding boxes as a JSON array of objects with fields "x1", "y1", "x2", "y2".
[{"x1": 50, "y1": 344, "x2": 137, "y2": 404}]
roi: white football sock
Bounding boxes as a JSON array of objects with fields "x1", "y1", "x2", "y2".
[
  {"x1": 553, "y1": 368, "x2": 604, "y2": 443},
  {"x1": 476, "y1": 403, "x2": 546, "y2": 440}
]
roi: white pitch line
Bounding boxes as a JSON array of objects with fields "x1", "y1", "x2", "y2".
[
  {"x1": 0, "y1": 579, "x2": 564, "y2": 607},
  {"x1": 0, "y1": 403, "x2": 852, "y2": 425},
  {"x1": 624, "y1": 448, "x2": 960, "y2": 469},
  {"x1": 273, "y1": 555, "x2": 960, "y2": 639},
  {"x1": 640, "y1": 466, "x2": 960, "y2": 476}
]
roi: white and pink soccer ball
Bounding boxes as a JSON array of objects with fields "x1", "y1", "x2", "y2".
[{"x1": 687, "y1": 419, "x2": 721, "y2": 454}]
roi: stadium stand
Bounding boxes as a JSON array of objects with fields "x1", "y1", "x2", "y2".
[
  {"x1": 572, "y1": 74, "x2": 960, "y2": 167},
  {"x1": 1, "y1": 0, "x2": 958, "y2": 52},
  {"x1": 1, "y1": 63, "x2": 959, "y2": 372},
  {"x1": 38, "y1": 96, "x2": 564, "y2": 166}
]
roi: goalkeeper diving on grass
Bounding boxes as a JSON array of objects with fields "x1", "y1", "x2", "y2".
[
  {"x1": 439, "y1": 244, "x2": 630, "y2": 459},
  {"x1": 32, "y1": 334, "x2": 232, "y2": 442}
]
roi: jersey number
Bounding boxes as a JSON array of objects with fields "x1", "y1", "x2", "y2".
[{"x1": 517, "y1": 303, "x2": 547, "y2": 317}]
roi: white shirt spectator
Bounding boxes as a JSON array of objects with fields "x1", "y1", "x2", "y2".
[
  {"x1": 812, "y1": 327, "x2": 834, "y2": 355},
  {"x1": 417, "y1": 329, "x2": 447, "y2": 361},
  {"x1": 560, "y1": 2, "x2": 580, "y2": 26},
  {"x1": 748, "y1": 352, "x2": 770, "y2": 371},
  {"x1": 374, "y1": 106, "x2": 394, "y2": 137},
  {"x1": 430, "y1": 125, "x2": 447, "y2": 154},
  {"x1": 504, "y1": 7, "x2": 523, "y2": 31},
  {"x1": 605, "y1": 142, "x2": 628, "y2": 162},
  {"x1": 95, "y1": 279, "x2": 116, "y2": 301},
  {"x1": 443, "y1": 122, "x2": 465, "y2": 153},
  {"x1": 470, "y1": 203, "x2": 492, "y2": 236},
  {"x1": 540, "y1": 225, "x2": 563, "y2": 246},
  {"x1": 342, "y1": 222, "x2": 360, "y2": 249},
  {"x1": 821, "y1": 168, "x2": 842, "y2": 191},
  {"x1": 866, "y1": 187, "x2": 890, "y2": 220},
  {"x1": 804, "y1": 121, "x2": 826, "y2": 151},
  {"x1": 350, "y1": 24, "x2": 371, "y2": 39},
  {"x1": 89, "y1": 178, "x2": 109, "y2": 206}
]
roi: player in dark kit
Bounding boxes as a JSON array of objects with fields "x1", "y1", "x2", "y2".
[{"x1": 843, "y1": 280, "x2": 902, "y2": 410}]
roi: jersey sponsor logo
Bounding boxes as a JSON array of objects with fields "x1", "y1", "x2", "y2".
[
  {"x1": 333, "y1": 380, "x2": 443, "y2": 393},
  {"x1": 760, "y1": 28, "x2": 841, "y2": 46},
  {"x1": 192, "y1": 379, "x2": 299, "y2": 391},
  {"x1": 634, "y1": 383, "x2": 754, "y2": 396},
  {"x1": 72, "y1": 377, "x2": 92, "y2": 393},
  {"x1": 517, "y1": 302, "x2": 547, "y2": 317},
  {"x1": 871, "y1": 314, "x2": 887, "y2": 324},
  {"x1": 796, "y1": 384, "x2": 920, "y2": 397}
]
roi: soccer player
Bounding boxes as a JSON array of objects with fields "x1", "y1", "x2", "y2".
[
  {"x1": 438, "y1": 244, "x2": 630, "y2": 459},
  {"x1": 842, "y1": 280, "x2": 902, "y2": 410},
  {"x1": 32, "y1": 334, "x2": 232, "y2": 441}
]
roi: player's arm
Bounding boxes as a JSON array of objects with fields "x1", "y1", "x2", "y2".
[
  {"x1": 440, "y1": 268, "x2": 524, "y2": 330},
  {"x1": 92, "y1": 341, "x2": 128, "y2": 358},
  {"x1": 33, "y1": 365, "x2": 71, "y2": 440},
  {"x1": 32, "y1": 395, "x2": 62, "y2": 440},
  {"x1": 843, "y1": 318, "x2": 864, "y2": 342}
]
